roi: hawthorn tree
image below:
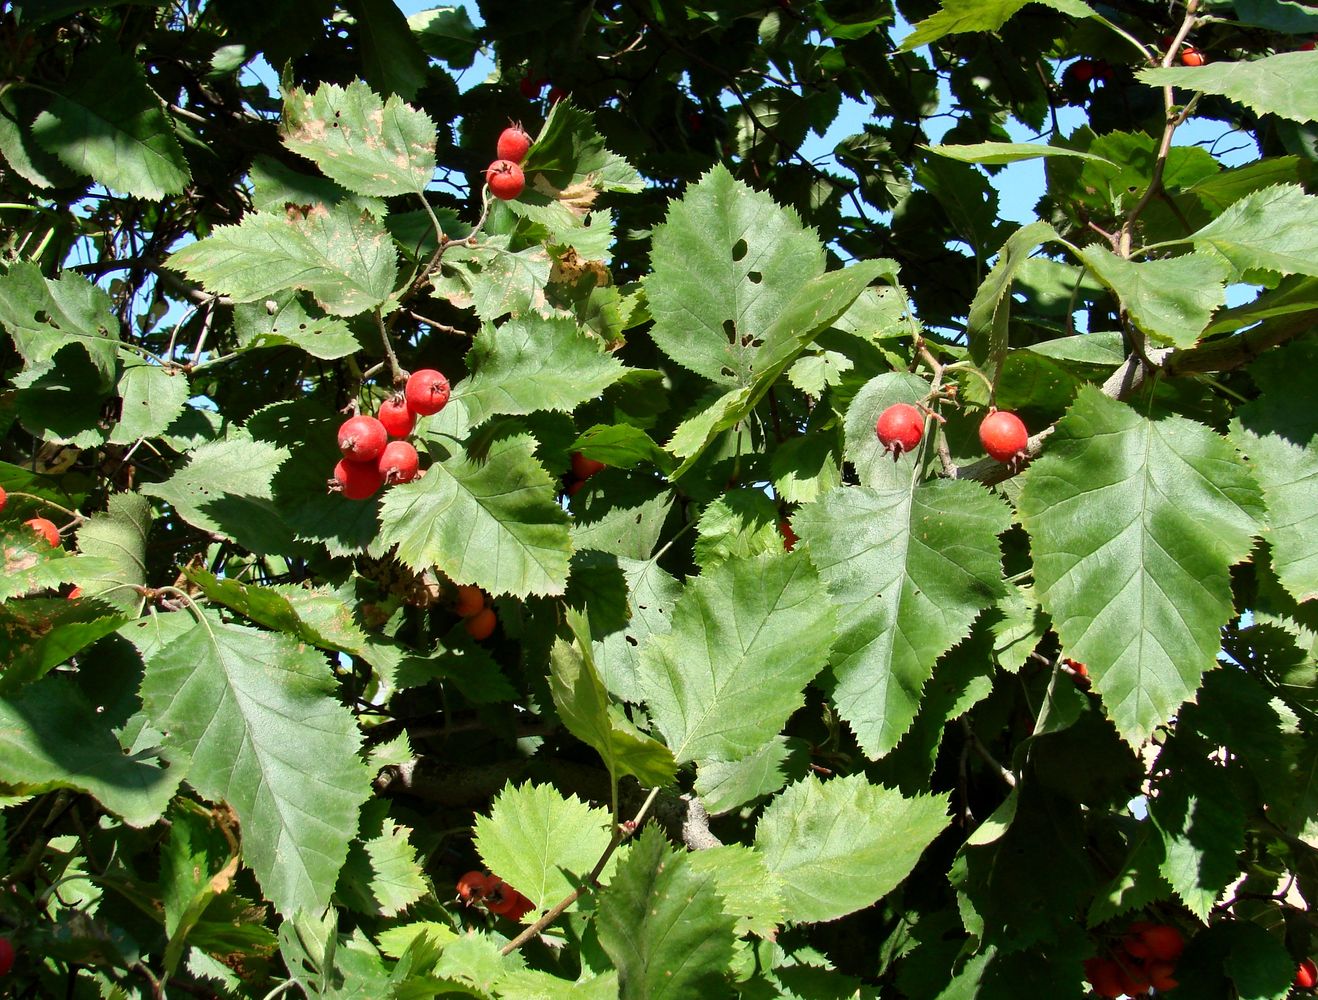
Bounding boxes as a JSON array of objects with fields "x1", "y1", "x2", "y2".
[{"x1": 1, "y1": 0, "x2": 1317, "y2": 996}]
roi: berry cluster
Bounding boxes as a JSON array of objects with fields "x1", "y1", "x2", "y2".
[
  {"x1": 454, "y1": 584, "x2": 497, "y2": 640},
  {"x1": 486, "y1": 124, "x2": 532, "y2": 202},
  {"x1": 564, "y1": 451, "x2": 605, "y2": 497},
  {"x1": 874, "y1": 404, "x2": 1030, "y2": 464},
  {"x1": 1084, "y1": 921, "x2": 1183, "y2": 997},
  {"x1": 330, "y1": 369, "x2": 448, "y2": 501},
  {"x1": 455, "y1": 870, "x2": 533, "y2": 920}
]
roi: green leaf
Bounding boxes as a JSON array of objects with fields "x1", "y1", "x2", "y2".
[
  {"x1": 901, "y1": 0, "x2": 1094, "y2": 50},
  {"x1": 647, "y1": 163, "x2": 824, "y2": 386},
  {"x1": 0, "y1": 90, "x2": 80, "y2": 188},
  {"x1": 347, "y1": 0, "x2": 429, "y2": 100},
  {"x1": 168, "y1": 203, "x2": 399, "y2": 317},
  {"x1": 337, "y1": 801, "x2": 429, "y2": 918},
  {"x1": 924, "y1": 141, "x2": 1118, "y2": 166},
  {"x1": 160, "y1": 800, "x2": 239, "y2": 976},
  {"x1": 0, "y1": 262, "x2": 120, "y2": 382},
  {"x1": 140, "y1": 617, "x2": 372, "y2": 916},
  {"x1": 1233, "y1": 340, "x2": 1318, "y2": 603},
  {"x1": 109, "y1": 360, "x2": 189, "y2": 444},
  {"x1": 771, "y1": 434, "x2": 843, "y2": 505},
  {"x1": 232, "y1": 291, "x2": 363, "y2": 360},
  {"x1": 590, "y1": 556, "x2": 682, "y2": 704},
  {"x1": 31, "y1": 42, "x2": 190, "y2": 198},
  {"x1": 570, "y1": 424, "x2": 671, "y2": 472},
  {"x1": 496, "y1": 970, "x2": 620, "y2": 1000},
  {"x1": 694, "y1": 489, "x2": 781, "y2": 570},
  {"x1": 439, "y1": 238, "x2": 553, "y2": 322},
  {"x1": 141, "y1": 433, "x2": 296, "y2": 556},
  {"x1": 684, "y1": 844, "x2": 785, "y2": 938},
  {"x1": 1076, "y1": 246, "x2": 1230, "y2": 349},
  {"x1": 0, "y1": 596, "x2": 127, "y2": 691},
  {"x1": 456, "y1": 316, "x2": 626, "y2": 426},
  {"x1": 0, "y1": 522, "x2": 111, "y2": 603},
  {"x1": 549, "y1": 637, "x2": 677, "y2": 788},
  {"x1": 1017, "y1": 387, "x2": 1264, "y2": 746},
  {"x1": 638, "y1": 552, "x2": 836, "y2": 766},
  {"x1": 595, "y1": 825, "x2": 737, "y2": 1000},
  {"x1": 377, "y1": 434, "x2": 573, "y2": 598},
  {"x1": 474, "y1": 781, "x2": 614, "y2": 913},
  {"x1": 281, "y1": 79, "x2": 436, "y2": 196},
  {"x1": 1151, "y1": 753, "x2": 1247, "y2": 919},
  {"x1": 694, "y1": 737, "x2": 805, "y2": 815},
  {"x1": 1188, "y1": 184, "x2": 1318, "y2": 279},
  {"x1": 754, "y1": 774, "x2": 950, "y2": 923},
  {"x1": 523, "y1": 101, "x2": 644, "y2": 197},
  {"x1": 1138, "y1": 52, "x2": 1318, "y2": 126},
  {"x1": 407, "y1": 5, "x2": 480, "y2": 67},
  {"x1": 0, "y1": 673, "x2": 175, "y2": 827},
  {"x1": 71, "y1": 492, "x2": 150, "y2": 613},
  {"x1": 793, "y1": 480, "x2": 1011, "y2": 759},
  {"x1": 968, "y1": 221, "x2": 1059, "y2": 385}
]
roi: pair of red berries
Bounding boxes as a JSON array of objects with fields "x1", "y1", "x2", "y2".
[
  {"x1": 1085, "y1": 921, "x2": 1184, "y2": 997},
  {"x1": 455, "y1": 870, "x2": 533, "y2": 920},
  {"x1": 486, "y1": 124, "x2": 532, "y2": 201},
  {"x1": 332, "y1": 369, "x2": 449, "y2": 501},
  {"x1": 454, "y1": 584, "x2": 497, "y2": 640},
  {"x1": 875, "y1": 404, "x2": 1029, "y2": 464}
]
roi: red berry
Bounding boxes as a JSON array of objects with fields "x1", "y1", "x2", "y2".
[
  {"x1": 1141, "y1": 923, "x2": 1184, "y2": 961},
  {"x1": 496, "y1": 124, "x2": 532, "y2": 163},
  {"x1": 405, "y1": 369, "x2": 451, "y2": 416},
  {"x1": 378, "y1": 396, "x2": 416, "y2": 438},
  {"x1": 1082, "y1": 957, "x2": 1125, "y2": 998},
  {"x1": 331, "y1": 458, "x2": 385, "y2": 500},
  {"x1": 0, "y1": 936, "x2": 12, "y2": 976},
  {"x1": 875, "y1": 403, "x2": 924, "y2": 458},
  {"x1": 67, "y1": 586, "x2": 82, "y2": 600},
  {"x1": 378, "y1": 441, "x2": 420, "y2": 485},
  {"x1": 566, "y1": 478, "x2": 586, "y2": 497},
  {"x1": 1147, "y1": 960, "x2": 1179, "y2": 992},
  {"x1": 0, "y1": 485, "x2": 7, "y2": 513},
  {"x1": 486, "y1": 159, "x2": 525, "y2": 200},
  {"x1": 1069, "y1": 59, "x2": 1095, "y2": 84},
  {"x1": 570, "y1": 452, "x2": 605, "y2": 480},
  {"x1": 454, "y1": 585, "x2": 485, "y2": 617},
  {"x1": 780, "y1": 519, "x2": 797, "y2": 552},
  {"x1": 337, "y1": 415, "x2": 387, "y2": 462},
  {"x1": 25, "y1": 517, "x2": 60, "y2": 547},
  {"x1": 1296, "y1": 958, "x2": 1317, "y2": 989},
  {"x1": 979, "y1": 409, "x2": 1028, "y2": 462},
  {"x1": 456, "y1": 870, "x2": 493, "y2": 904},
  {"x1": 465, "y1": 606, "x2": 497, "y2": 640},
  {"x1": 486, "y1": 880, "x2": 533, "y2": 920},
  {"x1": 1181, "y1": 46, "x2": 1207, "y2": 66}
]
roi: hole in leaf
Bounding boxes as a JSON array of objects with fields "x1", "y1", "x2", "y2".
[
  {"x1": 731, "y1": 238, "x2": 748, "y2": 261},
  {"x1": 625, "y1": 635, "x2": 638, "y2": 647},
  {"x1": 723, "y1": 318, "x2": 737, "y2": 342},
  {"x1": 748, "y1": 270, "x2": 762, "y2": 283}
]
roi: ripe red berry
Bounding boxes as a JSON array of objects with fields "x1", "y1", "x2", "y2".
[
  {"x1": 519, "y1": 74, "x2": 547, "y2": 99},
  {"x1": 454, "y1": 584, "x2": 485, "y2": 618},
  {"x1": 1082, "y1": 957, "x2": 1125, "y2": 998},
  {"x1": 496, "y1": 124, "x2": 532, "y2": 163},
  {"x1": 486, "y1": 880, "x2": 533, "y2": 920},
  {"x1": 780, "y1": 519, "x2": 797, "y2": 552},
  {"x1": 332, "y1": 458, "x2": 385, "y2": 500},
  {"x1": 566, "y1": 478, "x2": 586, "y2": 497},
  {"x1": 547, "y1": 86, "x2": 567, "y2": 105},
  {"x1": 570, "y1": 452, "x2": 605, "y2": 480},
  {"x1": 979, "y1": 409, "x2": 1028, "y2": 462},
  {"x1": 456, "y1": 870, "x2": 493, "y2": 904},
  {"x1": 1069, "y1": 59, "x2": 1095, "y2": 84},
  {"x1": 465, "y1": 606, "x2": 497, "y2": 641},
  {"x1": 486, "y1": 159, "x2": 525, "y2": 200},
  {"x1": 1141, "y1": 923, "x2": 1184, "y2": 961},
  {"x1": 26, "y1": 517, "x2": 60, "y2": 547},
  {"x1": 875, "y1": 403, "x2": 924, "y2": 458},
  {"x1": 1147, "y1": 960, "x2": 1179, "y2": 992},
  {"x1": 67, "y1": 586, "x2": 82, "y2": 600},
  {"x1": 378, "y1": 440, "x2": 420, "y2": 485},
  {"x1": 0, "y1": 936, "x2": 12, "y2": 976},
  {"x1": 338, "y1": 415, "x2": 387, "y2": 462},
  {"x1": 1181, "y1": 46, "x2": 1207, "y2": 66},
  {"x1": 378, "y1": 396, "x2": 416, "y2": 438},
  {"x1": 405, "y1": 369, "x2": 450, "y2": 416},
  {"x1": 0, "y1": 485, "x2": 7, "y2": 512},
  {"x1": 1296, "y1": 958, "x2": 1317, "y2": 989}
]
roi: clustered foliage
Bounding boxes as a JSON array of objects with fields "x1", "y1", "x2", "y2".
[{"x1": 1, "y1": 0, "x2": 1317, "y2": 997}]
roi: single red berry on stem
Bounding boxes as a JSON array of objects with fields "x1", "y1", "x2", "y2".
[
  {"x1": 0, "y1": 936, "x2": 12, "y2": 976},
  {"x1": 979, "y1": 409, "x2": 1028, "y2": 462},
  {"x1": 1296, "y1": 958, "x2": 1317, "y2": 989},
  {"x1": 26, "y1": 517, "x2": 60, "y2": 547},
  {"x1": 332, "y1": 459, "x2": 385, "y2": 500},
  {"x1": 405, "y1": 369, "x2": 451, "y2": 416},
  {"x1": 456, "y1": 870, "x2": 493, "y2": 904},
  {"x1": 465, "y1": 606, "x2": 497, "y2": 640},
  {"x1": 454, "y1": 584, "x2": 485, "y2": 618},
  {"x1": 497, "y1": 123, "x2": 532, "y2": 163},
  {"x1": 875, "y1": 403, "x2": 924, "y2": 459},
  {"x1": 338, "y1": 415, "x2": 387, "y2": 462},
  {"x1": 1069, "y1": 59, "x2": 1096, "y2": 84},
  {"x1": 378, "y1": 397, "x2": 416, "y2": 438},
  {"x1": 486, "y1": 159, "x2": 525, "y2": 200},
  {"x1": 1181, "y1": 45, "x2": 1207, "y2": 65},
  {"x1": 1082, "y1": 957, "x2": 1125, "y2": 998},
  {"x1": 571, "y1": 452, "x2": 606, "y2": 480},
  {"x1": 378, "y1": 441, "x2": 420, "y2": 485}
]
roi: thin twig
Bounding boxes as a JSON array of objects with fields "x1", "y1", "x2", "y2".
[
  {"x1": 374, "y1": 308, "x2": 405, "y2": 387},
  {"x1": 500, "y1": 786, "x2": 662, "y2": 956},
  {"x1": 962, "y1": 719, "x2": 1016, "y2": 788}
]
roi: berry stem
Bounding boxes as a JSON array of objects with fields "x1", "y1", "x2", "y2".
[
  {"x1": 373, "y1": 308, "x2": 406, "y2": 389},
  {"x1": 5, "y1": 492, "x2": 83, "y2": 524}
]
